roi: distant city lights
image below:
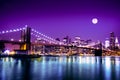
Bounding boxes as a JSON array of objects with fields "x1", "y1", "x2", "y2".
[{"x1": 1, "y1": 25, "x2": 120, "y2": 48}]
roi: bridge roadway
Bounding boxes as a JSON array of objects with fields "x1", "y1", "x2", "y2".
[
  {"x1": 0, "y1": 40, "x2": 25, "y2": 44},
  {"x1": 0, "y1": 40, "x2": 109, "y2": 56},
  {"x1": 0, "y1": 40, "x2": 106, "y2": 51},
  {"x1": 0, "y1": 40, "x2": 66, "y2": 46}
]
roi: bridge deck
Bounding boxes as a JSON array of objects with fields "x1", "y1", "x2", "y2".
[{"x1": 0, "y1": 40, "x2": 25, "y2": 44}]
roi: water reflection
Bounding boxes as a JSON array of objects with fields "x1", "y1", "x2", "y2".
[{"x1": 0, "y1": 56, "x2": 120, "y2": 80}]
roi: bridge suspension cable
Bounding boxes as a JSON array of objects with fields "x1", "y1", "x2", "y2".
[
  {"x1": 31, "y1": 28, "x2": 63, "y2": 44},
  {"x1": 0, "y1": 27, "x2": 26, "y2": 34},
  {"x1": 0, "y1": 26, "x2": 64, "y2": 45}
]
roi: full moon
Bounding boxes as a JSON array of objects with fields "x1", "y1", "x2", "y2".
[{"x1": 92, "y1": 18, "x2": 98, "y2": 24}]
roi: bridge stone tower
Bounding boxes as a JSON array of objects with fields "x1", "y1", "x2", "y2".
[
  {"x1": 95, "y1": 42, "x2": 102, "y2": 56},
  {"x1": 20, "y1": 26, "x2": 31, "y2": 51}
]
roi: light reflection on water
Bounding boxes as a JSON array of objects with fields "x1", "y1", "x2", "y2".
[{"x1": 0, "y1": 56, "x2": 120, "y2": 80}]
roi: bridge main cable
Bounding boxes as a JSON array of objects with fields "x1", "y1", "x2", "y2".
[
  {"x1": 0, "y1": 27, "x2": 26, "y2": 34},
  {"x1": 31, "y1": 28, "x2": 64, "y2": 45}
]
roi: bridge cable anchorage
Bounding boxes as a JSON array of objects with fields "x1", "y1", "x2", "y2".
[
  {"x1": 0, "y1": 27, "x2": 27, "y2": 35},
  {"x1": 31, "y1": 28, "x2": 62, "y2": 45}
]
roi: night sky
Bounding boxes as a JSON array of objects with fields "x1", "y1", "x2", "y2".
[{"x1": 0, "y1": 0, "x2": 120, "y2": 42}]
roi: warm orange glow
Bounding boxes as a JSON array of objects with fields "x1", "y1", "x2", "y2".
[
  {"x1": 20, "y1": 44, "x2": 27, "y2": 50},
  {"x1": 9, "y1": 51, "x2": 15, "y2": 55}
]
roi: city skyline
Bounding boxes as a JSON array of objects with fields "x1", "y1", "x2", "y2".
[{"x1": 0, "y1": 0, "x2": 120, "y2": 42}]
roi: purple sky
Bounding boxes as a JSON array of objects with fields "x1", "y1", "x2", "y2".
[{"x1": 0, "y1": 0, "x2": 120, "y2": 42}]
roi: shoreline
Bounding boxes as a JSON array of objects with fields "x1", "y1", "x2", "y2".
[{"x1": 0, "y1": 54, "x2": 120, "y2": 58}]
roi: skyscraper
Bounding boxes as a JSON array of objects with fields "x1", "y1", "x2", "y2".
[
  {"x1": 105, "y1": 38, "x2": 110, "y2": 48},
  {"x1": 109, "y1": 32, "x2": 115, "y2": 50},
  {"x1": 115, "y1": 37, "x2": 119, "y2": 47}
]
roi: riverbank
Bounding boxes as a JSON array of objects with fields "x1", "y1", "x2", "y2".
[
  {"x1": 0, "y1": 54, "x2": 67, "y2": 58},
  {"x1": 1, "y1": 51, "x2": 120, "y2": 58}
]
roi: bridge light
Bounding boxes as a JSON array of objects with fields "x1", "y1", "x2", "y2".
[
  {"x1": 22, "y1": 28, "x2": 25, "y2": 30},
  {"x1": 13, "y1": 29, "x2": 16, "y2": 32},
  {"x1": 48, "y1": 37, "x2": 51, "y2": 39},
  {"x1": 59, "y1": 42, "x2": 62, "y2": 45},
  {"x1": 25, "y1": 25, "x2": 28, "y2": 27},
  {"x1": 51, "y1": 38, "x2": 54, "y2": 41},
  {"x1": 41, "y1": 33, "x2": 43, "y2": 36},
  {"x1": 43, "y1": 34, "x2": 45, "y2": 37},
  {"x1": 11, "y1": 39, "x2": 14, "y2": 41},
  {"x1": 35, "y1": 35, "x2": 38, "y2": 37},
  {"x1": 6, "y1": 31, "x2": 9, "y2": 33},
  {"x1": 19, "y1": 28, "x2": 22, "y2": 30},
  {"x1": 19, "y1": 40, "x2": 21, "y2": 42},
  {"x1": 9, "y1": 30, "x2": 13, "y2": 32},
  {"x1": 44, "y1": 35, "x2": 47, "y2": 37},
  {"x1": 2, "y1": 31, "x2": 5, "y2": 33},
  {"x1": 31, "y1": 29, "x2": 34, "y2": 31},
  {"x1": 16, "y1": 29, "x2": 20, "y2": 31},
  {"x1": 34, "y1": 30, "x2": 37, "y2": 32}
]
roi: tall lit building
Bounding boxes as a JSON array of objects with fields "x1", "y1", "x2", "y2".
[
  {"x1": 115, "y1": 37, "x2": 119, "y2": 47},
  {"x1": 63, "y1": 36, "x2": 71, "y2": 45},
  {"x1": 75, "y1": 37, "x2": 80, "y2": 43},
  {"x1": 105, "y1": 38, "x2": 110, "y2": 48},
  {"x1": 109, "y1": 32, "x2": 115, "y2": 50}
]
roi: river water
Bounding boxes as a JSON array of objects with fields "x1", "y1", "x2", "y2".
[{"x1": 0, "y1": 56, "x2": 120, "y2": 80}]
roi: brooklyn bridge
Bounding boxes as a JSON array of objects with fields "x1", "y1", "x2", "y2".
[{"x1": 0, "y1": 25, "x2": 117, "y2": 56}]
